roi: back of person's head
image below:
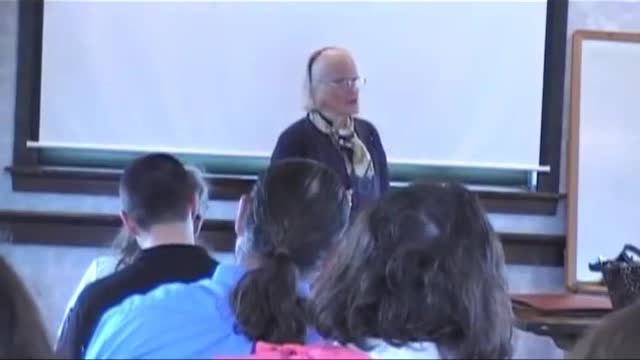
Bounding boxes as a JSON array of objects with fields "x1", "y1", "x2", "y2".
[
  {"x1": 119, "y1": 153, "x2": 205, "y2": 244},
  {"x1": 312, "y1": 182, "x2": 513, "y2": 359},
  {"x1": 570, "y1": 299, "x2": 640, "y2": 359},
  {"x1": 0, "y1": 257, "x2": 52, "y2": 359},
  {"x1": 115, "y1": 164, "x2": 209, "y2": 268},
  {"x1": 232, "y1": 159, "x2": 350, "y2": 344}
]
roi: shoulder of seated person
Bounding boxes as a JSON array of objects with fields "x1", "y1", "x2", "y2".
[
  {"x1": 71, "y1": 256, "x2": 118, "y2": 298},
  {"x1": 92, "y1": 256, "x2": 118, "y2": 274},
  {"x1": 74, "y1": 264, "x2": 126, "y2": 304},
  {"x1": 104, "y1": 277, "x2": 227, "y2": 316},
  {"x1": 81, "y1": 255, "x2": 116, "y2": 277}
]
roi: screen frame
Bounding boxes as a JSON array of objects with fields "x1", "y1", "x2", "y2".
[{"x1": 8, "y1": 0, "x2": 568, "y2": 213}]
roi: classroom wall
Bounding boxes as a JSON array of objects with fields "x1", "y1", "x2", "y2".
[{"x1": 3, "y1": 1, "x2": 637, "y2": 358}]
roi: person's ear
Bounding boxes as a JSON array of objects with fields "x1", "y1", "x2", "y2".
[
  {"x1": 120, "y1": 211, "x2": 139, "y2": 238},
  {"x1": 189, "y1": 193, "x2": 206, "y2": 236},
  {"x1": 188, "y1": 192, "x2": 199, "y2": 219},
  {"x1": 235, "y1": 194, "x2": 251, "y2": 237},
  {"x1": 193, "y1": 213, "x2": 204, "y2": 237}
]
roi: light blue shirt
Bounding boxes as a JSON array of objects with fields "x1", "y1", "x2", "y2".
[{"x1": 85, "y1": 263, "x2": 318, "y2": 359}]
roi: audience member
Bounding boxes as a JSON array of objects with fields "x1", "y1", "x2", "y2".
[
  {"x1": 569, "y1": 299, "x2": 640, "y2": 359},
  {"x1": 85, "y1": 159, "x2": 350, "y2": 358},
  {"x1": 111, "y1": 165, "x2": 210, "y2": 270},
  {"x1": 57, "y1": 165, "x2": 210, "y2": 341},
  {"x1": 0, "y1": 256, "x2": 52, "y2": 359},
  {"x1": 312, "y1": 182, "x2": 514, "y2": 359},
  {"x1": 56, "y1": 154, "x2": 217, "y2": 359}
]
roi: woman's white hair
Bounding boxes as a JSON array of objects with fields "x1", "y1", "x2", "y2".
[
  {"x1": 302, "y1": 74, "x2": 316, "y2": 112},
  {"x1": 302, "y1": 46, "x2": 341, "y2": 112}
]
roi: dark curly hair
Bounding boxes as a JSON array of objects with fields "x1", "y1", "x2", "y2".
[
  {"x1": 231, "y1": 159, "x2": 350, "y2": 344},
  {"x1": 311, "y1": 182, "x2": 513, "y2": 359}
]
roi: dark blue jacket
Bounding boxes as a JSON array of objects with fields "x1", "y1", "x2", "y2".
[{"x1": 271, "y1": 115, "x2": 389, "y2": 215}]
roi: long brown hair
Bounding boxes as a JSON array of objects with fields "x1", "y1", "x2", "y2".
[
  {"x1": 0, "y1": 257, "x2": 52, "y2": 359},
  {"x1": 231, "y1": 159, "x2": 350, "y2": 344},
  {"x1": 312, "y1": 182, "x2": 513, "y2": 359}
]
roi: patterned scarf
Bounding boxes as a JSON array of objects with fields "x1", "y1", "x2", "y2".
[{"x1": 308, "y1": 111, "x2": 374, "y2": 179}]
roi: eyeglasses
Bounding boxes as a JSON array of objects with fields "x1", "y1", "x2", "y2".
[{"x1": 321, "y1": 77, "x2": 366, "y2": 90}]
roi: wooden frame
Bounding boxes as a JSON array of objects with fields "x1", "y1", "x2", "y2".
[
  {"x1": 566, "y1": 30, "x2": 640, "y2": 293},
  {"x1": 7, "y1": 0, "x2": 569, "y2": 212},
  {"x1": 0, "y1": 210, "x2": 565, "y2": 266}
]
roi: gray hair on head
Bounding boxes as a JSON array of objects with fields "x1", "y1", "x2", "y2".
[
  {"x1": 302, "y1": 46, "x2": 339, "y2": 112},
  {"x1": 302, "y1": 72, "x2": 315, "y2": 112}
]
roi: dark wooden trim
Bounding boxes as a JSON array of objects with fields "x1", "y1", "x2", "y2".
[
  {"x1": 537, "y1": 0, "x2": 569, "y2": 193},
  {"x1": 7, "y1": 165, "x2": 562, "y2": 215},
  {"x1": 0, "y1": 210, "x2": 236, "y2": 252},
  {"x1": 0, "y1": 210, "x2": 565, "y2": 266},
  {"x1": 9, "y1": 166, "x2": 122, "y2": 195},
  {"x1": 501, "y1": 232, "x2": 565, "y2": 267},
  {"x1": 12, "y1": 0, "x2": 43, "y2": 167},
  {"x1": 474, "y1": 189, "x2": 561, "y2": 215},
  {"x1": 7, "y1": 165, "x2": 252, "y2": 201}
]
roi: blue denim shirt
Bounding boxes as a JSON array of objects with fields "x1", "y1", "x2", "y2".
[{"x1": 85, "y1": 263, "x2": 318, "y2": 359}]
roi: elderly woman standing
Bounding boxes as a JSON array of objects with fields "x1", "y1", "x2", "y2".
[{"x1": 271, "y1": 47, "x2": 389, "y2": 216}]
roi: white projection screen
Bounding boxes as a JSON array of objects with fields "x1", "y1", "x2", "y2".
[{"x1": 39, "y1": 1, "x2": 548, "y2": 168}]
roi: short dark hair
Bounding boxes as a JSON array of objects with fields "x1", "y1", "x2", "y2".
[
  {"x1": 312, "y1": 182, "x2": 513, "y2": 359},
  {"x1": 115, "y1": 164, "x2": 209, "y2": 269},
  {"x1": 119, "y1": 153, "x2": 195, "y2": 230},
  {"x1": 0, "y1": 257, "x2": 52, "y2": 358},
  {"x1": 231, "y1": 159, "x2": 350, "y2": 344}
]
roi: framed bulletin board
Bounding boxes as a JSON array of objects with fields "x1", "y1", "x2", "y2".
[{"x1": 566, "y1": 30, "x2": 640, "y2": 292}]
